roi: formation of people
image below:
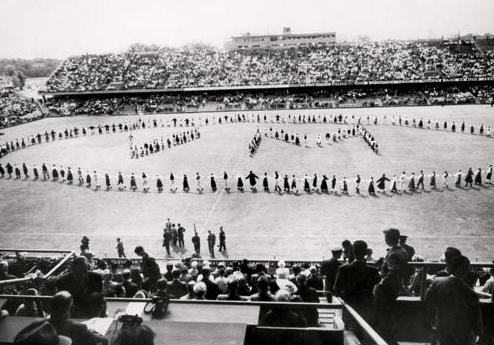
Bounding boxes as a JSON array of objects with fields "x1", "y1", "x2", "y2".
[
  {"x1": 129, "y1": 128, "x2": 201, "y2": 159},
  {"x1": 2, "y1": 110, "x2": 494, "y2": 158},
  {"x1": 1, "y1": 162, "x2": 492, "y2": 197}
]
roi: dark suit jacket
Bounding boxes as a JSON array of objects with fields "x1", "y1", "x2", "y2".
[
  {"x1": 321, "y1": 258, "x2": 341, "y2": 292},
  {"x1": 425, "y1": 276, "x2": 483, "y2": 345},
  {"x1": 167, "y1": 280, "x2": 188, "y2": 299},
  {"x1": 50, "y1": 318, "x2": 108, "y2": 345}
]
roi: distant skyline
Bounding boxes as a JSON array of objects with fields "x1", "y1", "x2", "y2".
[{"x1": 1, "y1": 0, "x2": 493, "y2": 59}]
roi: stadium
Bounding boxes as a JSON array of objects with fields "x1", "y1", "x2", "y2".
[{"x1": 1, "y1": 1, "x2": 494, "y2": 344}]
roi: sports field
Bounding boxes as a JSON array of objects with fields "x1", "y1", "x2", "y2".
[{"x1": 1, "y1": 105, "x2": 493, "y2": 261}]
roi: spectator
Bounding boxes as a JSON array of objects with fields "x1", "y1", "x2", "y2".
[
  {"x1": 15, "y1": 288, "x2": 41, "y2": 317},
  {"x1": 250, "y1": 276, "x2": 276, "y2": 301},
  {"x1": 333, "y1": 240, "x2": 381, "y2": 321},
  {"x1": 48, "y1": 291, "x2": 108, "y2": 345},
  {"x1": 306, "y1": 266, "x2": 324, "y2": 291},
  {"x1": 293, "y1": 274, "x2": 320, "y2": 326},
  {"x1": 425, "y1": 256, "x2": 484, "y2": 345},
  {"x1": 436, "y1": 247, "x2": 479, "y2": 288},
  {"x1": 155, "y1": 278, "x2": 173, "y2": 299},
  {"x1": 373, "y1": 228, "x2": 411, "y2": 343},
  {"x1": 180, "y1": 281, "x2": 196, "y2": 300},
  {"x1": 114, "y1": 325, "x2": 155, "y2": 345},
  {"x1": 122, "y1": 269, "x2": 138, "y2": 298},
  {"x1": 217, "y1": 277, "x2": 249, "y2": 301},
  {"x1": 14, "y1": 319, "x2": 71, "y2": 345},
  {"x1": 0, "y1": 260, "x2": 17, "y2": 281},
  {"x1": 134, "y1": 246, "x2": 161, "y2": 292},
  {"x1": 56, "y1": 256, "x2": 103, "y2": 318},
  {"x1": 321, "y1": 247, "x2": 343, "y2": 301},
  {"x1": 260, "y1": 289, "x2": 307, "y2": 327},
  {"x1": 166, "y1": 269, "x2": 187, "y2": 298},
  {"x1": 342, "y1": 240, "x2": 355, "y2": 263},
  {"x1": 480, "y1": 267, "x2": 494, "y2": 294},
  {"x1": 192, "y1": 282, "x2": 207, "y2": 300},
  {"x1": 198, "y1": 267, "x2": 220, "y2": 300},
  {"x1": 214, "y1": 268, "x2": 228, "y2": 293}
]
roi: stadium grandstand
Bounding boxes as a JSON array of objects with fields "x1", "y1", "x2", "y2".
[{"x1": 2, "y1": 1, "x2": 494, "y2": 344}]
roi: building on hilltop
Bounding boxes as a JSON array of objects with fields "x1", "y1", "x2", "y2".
[{"x1": 225, "y1": 27, "x2": 336, "y2": 51}]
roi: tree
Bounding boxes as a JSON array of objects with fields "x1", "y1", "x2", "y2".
[{"x1": 4, "y1": 64, "x2": 16, "y2": 76}]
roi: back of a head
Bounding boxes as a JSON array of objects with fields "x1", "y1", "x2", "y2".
[
  {"x1": 71, "y1": 256, "x2": 88, "y2": 274},
  {"x1": 115, "y1": 325, "x2": 155, "y2": 345},
  {"x1": 193, "y1": 282, "x2": 207, "y2": 297},
  {"x1": 296, "y1": 273, "x2": 307, "y2": 285},
  {"x1": 0, "y1": 260, "x2": 9, "y2": 274},
  {"x1": 134, "y1": 246, "x2": 144, "y2": 255},
  {"x1": 384, "y1": 228, "x2": 400, "y2": 246},
  {"x1": 275, "y1": 289, "x2": 290, "y2": 302},
  {"x1": 450, "y1": 255, "x2": 470, "y2": 278},
  {"x1": 227, "y1": 277, "x2": 238, "y2": 293},
  {"x1": 50, "y1": 291, "x2": 73, "y2": 318},
  {"x1": 444, "y1": 247, "x2": 462, "y2": 265},
  {"x1": 157, "y1": 278, "x2": 168, "y2": 291},
  {"x1": 257, "y1": 276, "x2": 270, "y2": 292},
  {"x1": 353, "y1": 240, "x2": 368, "y2": 259},
  {"x1": 172, "y1": 269, "x2": 181, "y2": 280}
]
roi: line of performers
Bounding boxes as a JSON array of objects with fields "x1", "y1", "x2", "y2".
[
  {"x1": 129, "y1": 129, "x2": 201, "y2": 159},
  {"x1": 2, "y1": 109, "x2": 493, "y2": 159},
  {"x1": 1, "y1": 163, "x2": 492, "y2": 195}
]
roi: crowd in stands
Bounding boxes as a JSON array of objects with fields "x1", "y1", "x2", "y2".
[
  {"x1": 46, "y1": 42, "x2": 494, "y2": 93},
  {"x1": 44, "y1": 84, "x2": 494, "y2": 116},
  {"x1": 1, "y1": 227, "x2": 494, "y2": 344},
  {"x1": 0, "y1": 92, "x2": 39, "y2": 128}
]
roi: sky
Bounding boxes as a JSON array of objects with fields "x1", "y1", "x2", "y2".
[{"x1": 1, "y1": 0, "x2": 493, "y2": 59}]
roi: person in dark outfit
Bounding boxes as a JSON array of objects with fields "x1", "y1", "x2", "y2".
[
  {"x1": 245, "y1": 170, "x2": 259, "y2": 191},
  {"x1": 334, "y1": 240, "x2": 381, "y2": 322},
  {"x1": 177, "y1": 224, "x2": 185, "y2": 248},
  {"x1": 425, "y1": 256, "x2": 484, "y2": 345},
  {"x1": 55, "y1": 256, "x2": 103, "y2": 318},
  {"x1": 49, "y1": 291, "x2": 108, "y2": 345},
  {"x1": 162, "y1": 229, "x2": 172, "y2": 256},
  {"x1": 207, "y1": 231, "x2": 216, "y2": 258},
  {"x1": 192, "y1": 231, "x2": 200, "y2": 253},
  {"x1": 219, "y1": 227, "x2": 226, "y2": 252},
  {"x1": 294, "y1": 274, "x2": 320, "y2": 326},
  {"x1": 134, "y1": 246, "x2": 161, "y2": 292},
  {"x1": 321, "y1": 247, "x2": 343, "y2": 302}
]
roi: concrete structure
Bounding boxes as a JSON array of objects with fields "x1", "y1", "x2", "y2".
[{"x1": 225, "y1": 27, "x2": 336, "y2": 51}]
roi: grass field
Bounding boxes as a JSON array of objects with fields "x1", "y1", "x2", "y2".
[{"x1": 1, "y1": 105, "x2": 494, "y2": 261}]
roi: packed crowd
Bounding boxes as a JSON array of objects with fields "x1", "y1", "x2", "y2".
[
  {"x1": 0, "y1": 92, "x2": 39, "y2": 128},
  {"x1": 1, "y1": 228, "x2": 493, "y2": 345},
  {"x1": 45, "y1": 42, "x2": 494, "y2": 93},
  {"x1": 44, "y1": 84, "x2": 494, "y2": 116}
]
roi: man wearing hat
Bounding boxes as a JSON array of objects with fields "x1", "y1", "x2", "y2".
[
  {"x1": 321, "y1": 247, "x2": 343, "y2": 302},
  {"x1": 373, "y1": 228, "x2": 410, "y2": 343},
  {"x1": 333, "y1": 240, "x2": 381, "y2": 321},
  {"x1": 14, "y1": 319, "x2": 72, "y2": 345}
]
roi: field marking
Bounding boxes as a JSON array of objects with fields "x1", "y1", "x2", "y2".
[{"x1": 200, "y1": 125, "x2": 256, "y2": 230}]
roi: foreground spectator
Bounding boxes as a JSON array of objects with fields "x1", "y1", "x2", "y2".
[
  {"x1": 293, "y1": 274, "x2": 319, "y2": 326},
  {"x1": 321, "y1": 247, "x2": 342, "y2": 301},
  {"x1": 56, "y1": 256, "x2": 103, "y2": 318},
  {"x1": 15, "y1": 288, "x2": 41, "y2": 317},
  {"x1": 0, "y1": 261, "x2": 17, "y2": 281},
  {"x1": 260, "y1": 289, "x2": 307, "y2": 327},
  {"x1": 425, "y1": 256, "x2": 484, "y2": 345},
  {"x1": 114, "y1": 325, "x2": 155, "y2": 345},
  {"x1": 49, "y1": 291, "x2": 108, "y2": 345},
  {"x1": 250, "y1": 276, "x2": 275, "y2": 301},
  {"x1": 14, "y1": 319, "x2": 71, "y2": 345},
  {"x1": 333, "y1": 240, "x2": 381, "y2": 321}
]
